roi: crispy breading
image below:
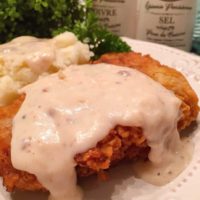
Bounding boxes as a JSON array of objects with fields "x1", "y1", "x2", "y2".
[
  {"x1": 94, "y1": 52, "x2": 199, "y2": 130},
  {"x1": 0, "y1": 96, "x2": 149, "y2": 191},
  {"x1": 0, "y1": 52, "x2": 198, "y2": 192}
]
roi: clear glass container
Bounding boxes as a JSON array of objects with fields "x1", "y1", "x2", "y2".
[
  {"x1": 93, "y1": 0, "x2": 137, "y2": 38},
  {"x1": 192, "y1": 0, "x2": 200, "y2": 54},
  {"x1": 136, "y1": 0, "x2": 197, "y2": 52}
]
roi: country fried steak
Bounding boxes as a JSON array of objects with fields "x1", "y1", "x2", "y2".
[{"x1": 0, "y1": 52, "x2": 198, "y2": 192}]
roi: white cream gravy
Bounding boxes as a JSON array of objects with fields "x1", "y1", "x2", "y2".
[
  {"x1": 11, "y1": 64, "x2": 182, "y2": 200},
  {"x1": 133, "y1": 137, "x2": 193, "y2": 186},
  {"x1": 0, "y1": 32, "x2": 90, "y2": 74}
]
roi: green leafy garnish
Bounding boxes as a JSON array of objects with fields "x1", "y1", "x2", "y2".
[{"x1": 0, "y1": 0, "x2": 131, "y2": 58}]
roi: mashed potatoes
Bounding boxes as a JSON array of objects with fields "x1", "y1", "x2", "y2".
[{"x1": 0, "y1": 32, "x2": 91, "y2": 105}]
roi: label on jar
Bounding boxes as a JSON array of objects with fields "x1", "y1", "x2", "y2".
[
  {"x1": 93, "y1": 0, "x2": 137, "y2": 37},
  {"x1": 136, "y1": 0, "x2": 197, "y2": 51}
]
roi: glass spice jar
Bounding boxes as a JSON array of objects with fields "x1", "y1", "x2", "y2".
[
  {"x1": 93, "y1": 0, "x2": 137, "y2": 38},
  {"x1": 136, "y1": 0, "x2": 197, "y2": 52}
]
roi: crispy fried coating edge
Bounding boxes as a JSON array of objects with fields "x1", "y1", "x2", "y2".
[{"x1": 94, "y1": 52, "x2": 199, "y2": 129}]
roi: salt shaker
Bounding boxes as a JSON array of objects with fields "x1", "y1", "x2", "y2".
[{"x1": 136, "y1": 0, "x2": 197, "y2": 51}]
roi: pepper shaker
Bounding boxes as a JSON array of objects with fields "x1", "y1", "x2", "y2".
[{"x1": 93, "y1": 0, "x2": 137, "y2": 38}]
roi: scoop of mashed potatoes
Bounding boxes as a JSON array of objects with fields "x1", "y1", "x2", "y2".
[{"x1": 0, "y1": 32, "x2": 92, "y2": 105}]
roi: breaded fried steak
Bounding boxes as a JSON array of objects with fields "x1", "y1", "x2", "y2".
[
  {"x1": 0, "y1": 52, "x2": 198, "y2": 192},
  {"x1": 94, "y1": 52, "x2": 199, "y2": 130}
]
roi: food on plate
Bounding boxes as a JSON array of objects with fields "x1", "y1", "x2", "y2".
[
  {"x1": 0, "y1": 31, "x2": 91, "y2": 106},
  {"x1": 0, "y1": 53, "x2": 198, "y2": 200}
]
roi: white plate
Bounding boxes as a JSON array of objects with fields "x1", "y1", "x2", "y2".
[{"x1": 2, "y1": 39, "x2": 200, "y2": 200}]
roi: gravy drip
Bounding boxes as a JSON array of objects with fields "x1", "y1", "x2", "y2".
[
  {"x1": 133, "y1": 137, "x2": 193, "y2": 186},
  {"x1": 11, "y1": 64, "x2": 181, "y2": 200}
]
